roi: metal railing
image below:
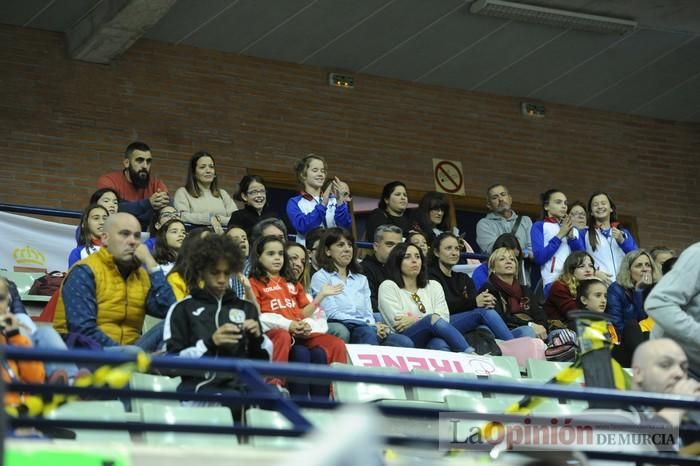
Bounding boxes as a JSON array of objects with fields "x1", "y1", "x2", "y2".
[
  {"x1": 3, "y1": 347, "x2": 700, "y2": 464},
  {"x1": 0, "y1": 202, "x2": 488, "y2": 260}
]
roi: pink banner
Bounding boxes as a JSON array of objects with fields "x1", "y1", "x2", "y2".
[{"x1": 346, "y1": 344, "x2": 511, "y2": 377}]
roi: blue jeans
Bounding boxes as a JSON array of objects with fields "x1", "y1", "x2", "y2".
[
  {"x1": 329, "y1": 321, "x2": 415, "y2": 348},
  {"x1": 401, "y1": 315, "x2": 473, "y2": 353},
  {"x1": 103, "y1": 320, "x2": 165, "y2": 354},
  {"x1": 511, "y1": 325, "x2": 537, "y2": 339},
  {"x1": 450, "y1": 309, "x2": 513, "y2": 340},
  {"x1": 327, "y1": 322, "x2": 350, "y2": 343},
  {"x1": 135, "y1": 320, "x2": 165, "y2": 352},
  {"x1": 31, "y1": 326, "x2": 79, "y2": 378},
  {"x1": 382, "y1": 333, "x2": 415, "y2": 348},
  {"x1": 288, "y1": 344, "x2": 328, "y2": 399}
]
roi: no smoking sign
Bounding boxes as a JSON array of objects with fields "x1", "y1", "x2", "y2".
[{"x1": 432, "y1": 158, "x2": 465, "y2": 196}]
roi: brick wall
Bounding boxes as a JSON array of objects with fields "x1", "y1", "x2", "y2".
[{"x1": 1, "y1": 25, "x2": 698, "y2": 251}]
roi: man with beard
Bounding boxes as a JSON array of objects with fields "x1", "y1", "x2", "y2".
[
  {"x1": 97, "y1": 142, "x2": 169, "y2": 230},
  {"x1": 53, "y1": 213, "x2": 175, "y2": 351}
]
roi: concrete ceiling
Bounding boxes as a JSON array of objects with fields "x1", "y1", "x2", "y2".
[{"x1": 3, "y1": 0, "x2": 700, "y2": 122}]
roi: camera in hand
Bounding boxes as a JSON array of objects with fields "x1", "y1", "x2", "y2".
[{"x1": 227, "y1": 308, "x2": 248, "y2": 351}]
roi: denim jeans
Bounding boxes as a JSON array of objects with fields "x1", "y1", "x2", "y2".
[
  {"x1": 102, "y1": 320, "x2": 165, "y2": 354},
  {"x1": 382, "y1": 333, "x2": 415, "y2": 348},
  {"x1": 450, "y1": 309, "x2": 513, "y2": 340},
  {"x1": 401, "y1": 315, "x2": 473, "y2": 353},
  {"x1": 327, "y1": 322, "x2": 350, "y2": 343},
  {"x1": 329, "y1": 320, "x2": 415, "y2": 348},
  {"x1": 288, "y1": 344, "x2": 329, "y2": 399},
  {"x1": 511, "y1": 325, "x2": 537, "y2": 339},
  {"x1": 31, "y1": 325, "x2": 79, "y2": 378},
  {"x1": 134, "y1": 320, "x2": 166, "y2": 352}
]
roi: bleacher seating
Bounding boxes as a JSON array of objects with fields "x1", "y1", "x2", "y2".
[
  {"x1": 140, "y1": 404, "x2": 236, "y2": 446},
  {"x1": 0, "y1": 270, "x2": 50, "y2": 302},
  {"x1": 46, "y1": 400, "x2": 130, "y2": 443},
  {"x1": 129, "y1": 373, "x2": 181, "y2": 415}
]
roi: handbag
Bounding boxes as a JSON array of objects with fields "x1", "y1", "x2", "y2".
[
  {"x1": 545, "y1": 328, "x2": 578, "y2": 362},
  {"x1": 464, "y1": 329, "x2": 502, "y2": 356},
  {"x1": 28, "y1": 271, "x2": 66, "y2": 296}
]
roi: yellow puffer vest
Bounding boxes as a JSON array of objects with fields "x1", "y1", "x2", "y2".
[
  {"x1": 53, "y1": 247, "x2": 150, "y2": 345},
  {"x1": 167, "y1": 272, "x2": 189, "y2": 302}
]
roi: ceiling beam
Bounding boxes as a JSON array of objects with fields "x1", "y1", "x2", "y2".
[{"x1": 66, "y1": 0, "x2": 176, "y2": 64}]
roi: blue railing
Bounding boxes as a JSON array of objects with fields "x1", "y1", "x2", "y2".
[
  {"x1": 4, "y1": 346, "x2": 700, "y2": 464},
  {"x1": 0, "y1": 203, "x2": 81, "y2": 220},
  {"x1": 0, "y1": 202, "x2": 488, "y2": 260}
]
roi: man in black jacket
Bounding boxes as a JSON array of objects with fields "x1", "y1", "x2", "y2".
[{"x1": 361, "y1": 224, "x2": 403, "y2": 312}]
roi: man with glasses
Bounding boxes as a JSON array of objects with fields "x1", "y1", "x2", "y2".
[{"x1": 97, "y1": 141, "x2": 170, "y2": 230}]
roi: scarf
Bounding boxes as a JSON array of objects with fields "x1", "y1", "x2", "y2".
[{"x1": 490, "y1": 273, "x2": 530, "y2": 314}]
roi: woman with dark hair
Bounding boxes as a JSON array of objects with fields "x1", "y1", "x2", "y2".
[
  {"x1": 227, "y1": 175, "x2": 277, "y2": 235},
  {"x1": 284, "y1": 240, "x2": 337, "y2": 398},
  {"x1": 412, "y1": 191, "x2": 452, "y2": 242},
  {"x1": 364, "y1": 181, "x2": 412, "y2": 240},
  {"x1": 68, "y1": 204, "x2": 109, "y2": 267},
  {"x1": 311, "y1": 228, "x2": 414, "y2": 347},
  {"x1": 543, "y1": 251, "x2": 596, "y2": 322},
  {"x1": 74, "y1": 188, "x2": 120, "y2": 244},
  {"x1": 583, "y1": 192, "x2": 638, "y2": 280},
  {"x1": 531, "y1": 189, "x2": 583, "y2": 295},
  {"x1": 286, "y1": 153, "x2": 352, "y2": 245},
  {"x1": 174, "y1": 151, "x2": 237, "y2": 226},
  {"x1": 428, "y1": 233, "x2": 514, "y2": 340},
  {"x1": 89, "y1": 188, "x2": 119, "y2": 215},
  {"x1": 378, "y1": 242, "x2": 477, "y2": 352},
  {"x1": 144, "y1": 206, "x2": 181, "y2": 251},
  {"x1": 471, "y1": 233, "x2": 525, "y2": 290},
  {"x1": 152, "y1": 218, "x2": 186, "y2": 275},
  {"x1": 407, "y1": 230, "x2": 429, "y2": 257}
]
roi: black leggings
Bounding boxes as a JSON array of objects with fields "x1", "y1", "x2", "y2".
[{"x1": 611, "y1": 320, "x2": 649, "y2": 368}]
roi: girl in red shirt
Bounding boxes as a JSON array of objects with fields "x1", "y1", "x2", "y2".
[{"x1": 249, "y1": 236, "x2": 347, "y2": 385}]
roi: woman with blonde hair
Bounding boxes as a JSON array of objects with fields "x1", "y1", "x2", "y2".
[
  {"x1": 479, "y1": 247, "x2": 548, "y2": 339},
  {"x1": 606, "y1": 249, "x2": 660, "y2": 336}
]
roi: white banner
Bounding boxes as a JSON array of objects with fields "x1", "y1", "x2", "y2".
[
  {"x1": 0, "y1": 211, "x2": 76, "y2": 273},
  {"x1": 346, "y1": 344, "x2": 513, "y2": 377}
]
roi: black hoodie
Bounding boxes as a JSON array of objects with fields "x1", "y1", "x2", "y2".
[{"x1": 164, "y1": 288, "x2": 270, "y2": 391}]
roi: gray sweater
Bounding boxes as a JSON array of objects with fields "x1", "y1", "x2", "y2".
[
  {"x1": 476, "y1": 211, "x2": 533, "y2": 255},
  {"x1": 646, "y1": 242, "x2": 700, "y2": 376}
]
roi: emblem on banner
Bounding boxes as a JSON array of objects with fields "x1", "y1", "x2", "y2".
[{"x1": 13, "y1": 245, "x2": 46, "y2": 267}]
